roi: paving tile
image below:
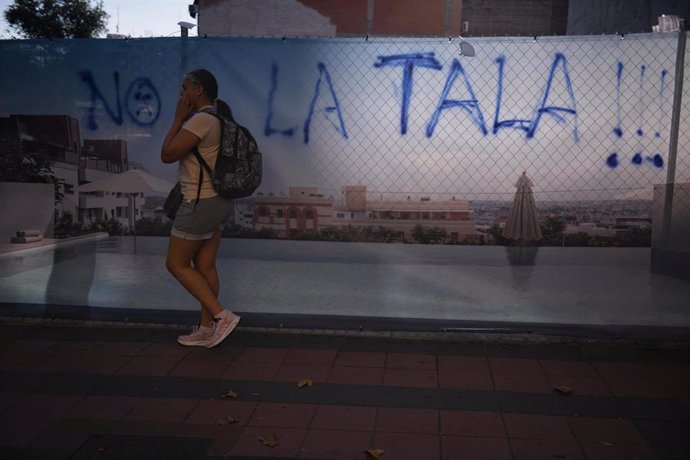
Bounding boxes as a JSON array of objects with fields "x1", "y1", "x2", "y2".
[
  {"x1": 0, "y1": 352, "x2": 32, "y2": 371},
  {"x1": 375, "y1": 407, "x2": 439, "y2": 434},
  {"x1": 67, "y1": 355, "x2": 130, "y2": 375},
  {"x1": 123, "y1": 397, "x2": 199, "y2": 423},
  {"x1": 540, "y1": 359, "x2": 598, "y2": 377},
  {"x1": 387, "y1": 352, "x2": 437, "y2": 370},
  {"x1": 72, "y1": 432, "x2": 210, "y2": 459},
  {"x1": 31, "y1": 419, "x2": 115, "y2": 455},
  {"x1": 489, "y1": 357, "x2": 546, "y2": 379},
  {"x1": 441, "y1": 435, "x2": 512, "y2": 460},
  {"x1": 47, "y1": 340, "x2": 104, "y2": 355},
  {"x1": 274, "y1": 363, "x2": 332, "y2": 383},
  {"x1": 2, "y1": 339, "x2": 57, "y2": 355},
  {"x1": 222, "y1": 360, "x2": 281, "y2": 381},
  {"x1": 185, "y1": 399, "x2": 257, "y2": 426},
  {"x1": 66, "y1": 395, "x2": 141, "y2": 420},
  {"x1": 438, "y1": 355, "x2": 490, "y2": 373},
  {"x1": 167, "y1": 356, "x2": 230, "y2": 379},
  {"x1": 110, "y1": 420, "x2": 183, "y2": 437},
  {"x1": 235, "y1": 347, "x2": 289, "y2": 363},
  {"x1": 335, "y1": 351, "x2": 386, "y2": 368},
  {"x1": 606, "y1": 378, "x2": 677, "y2": 399},
  {"x1": 94, "y1": 374, "x2": 163, "y2": 397},
  {"x1": 371, "y1": 432, "x2": 440, "y2": 460},
  {"x1": 328, "y1": 365, "x2": 384, "y2": 385},
  {"x1": 503, "y1": 413, "x2": 575, "y2": 441},
  {"x1": 546, "y1": 375, "x2": 611, "y2": 396},
  {"x1": 620, "y1": 397, "x2": 690, "y2": 421},
  {"x1": 285, "y1": 348, "x2": 338, "y2": 365},
  {"x1": 439, "y1": 370, "x2": 494, "y2": 391},
  {"x1": 567, "y1": 416, "x2": 647, "y2": 444},
  {"x1": 16, "y1": 353, "x2": 72, "y2": 373},
  {"x1": 310, "y1": 405, "x2": 377, "y2": 431},
  {"x1": 116, "y1": 356, "x2": 182, "y2": 376},
  {"x1": 509, "y1": 438, "x2": 585, "y2": 460},
  {"x1": 91, "y1": 341, "x2": 150, "y2": 356},
  {"x1": 299, "y1": 429, "x2": 372, "y2": 459},
  {"x1": 0, "y1": 391, "x2": 28, "y2": 415},
  {"x1": 248, "y1": 402, "x2": 317, "y2": 428},
  {"x1": 634, "y1": 419, "x2": 690, "y2": 460},
  {"x1": 230, "y1": 426, "x2": 306, "y2": 457},
  {"x1": 176, "y1": 423, "x2": 242, "y2": 456},
  {"x1": 384, "y1": 368, "x2": 438, "y2": 388},
  {"x1": 579, "y1": 441, "x2": 658, "y2": 460},
  {"x1": 3, "y1": 393, "x2": 82, "y2": 421},
  {"x1": 0, "y1": 414, "x2": 55, "y2": 448},
  {"x1": 594, "y1": 362, "x2": 660, "y2": 381},
  {"x1": 439, "y1": 389, "x2": 500, "y2": 412},
  {"x1": 154, "y1": 376, "x2": 215, "y2": 399},
  {"x1": 0, "y1": 371, "x2": 51, "y2": 394},
  {"x1": 37, "y1": 372, "x2": 107, "y2": 395},
  {"x1": 137, "y1": 342, "x2": 191, "y2": 358},
  {"x1": 440, "y1": 410, "x2": 506, "y2": 437},
  {"x1": 493, "y1": 375, "x2": 553, "y2": 393}
]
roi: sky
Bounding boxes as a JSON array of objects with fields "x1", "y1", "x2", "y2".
[{"x1": 0, "y1": 0, "x2": 197, "y2": 38}]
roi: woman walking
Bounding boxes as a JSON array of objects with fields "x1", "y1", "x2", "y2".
[{"x1": 161, "y1": 69, "x2": 240, "y2": 348}]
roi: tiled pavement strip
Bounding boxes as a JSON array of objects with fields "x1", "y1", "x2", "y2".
[{"x1": 0, "y1": 321, "x2": 688, "y2": 460}]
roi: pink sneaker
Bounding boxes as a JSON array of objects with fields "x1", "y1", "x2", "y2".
[
  {"x1": 177, "y1": 326, "x2": 213, "y2": 347},
  {"x1": 206, "y1": 314, "x2": 241, "y2": 348}
]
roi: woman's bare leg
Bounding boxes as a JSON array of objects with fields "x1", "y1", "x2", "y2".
[
  {"x1": 192, "y1": 228, "x2": 224, "y2": 327},
  {"x1": 166, "y1": 233, "x2": 225, "y2": 317}
]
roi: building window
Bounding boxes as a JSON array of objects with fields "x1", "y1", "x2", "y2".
[
  {"x1": 64, "y1": 183, "x2": 74, "y2": 195},
  {"x1": 276, "y1": 209, "x2": 283, "y2": 218},
  {"x1": 289, "y1": 209, "x2": 298, "y2": 219},
  {"x1": 305, "y1": 210, "x2": 314, "y2": 220},
  {"x1": 258, "y1": 207, "x2": 269, "y2": 217}
]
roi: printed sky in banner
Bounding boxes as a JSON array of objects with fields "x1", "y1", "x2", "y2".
[{"x1": 0, "y1": 34, "x2": 687, "y2": 202}]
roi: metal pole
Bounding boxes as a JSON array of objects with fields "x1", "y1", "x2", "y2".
[{"x1": 662, "y1": 20, "x2": 686, "y2": 243}]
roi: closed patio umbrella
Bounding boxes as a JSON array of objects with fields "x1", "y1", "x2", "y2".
[{"x1": 502, "y1": 171, "x2": 543, "y2": 243}]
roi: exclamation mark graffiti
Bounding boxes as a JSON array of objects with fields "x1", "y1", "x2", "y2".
[
  {"x1": 606, "y1": 62, "x2": 624, "y2": 168},
  {"x1": 636, "y1": 65, "x2": 646, "y2": 137}
]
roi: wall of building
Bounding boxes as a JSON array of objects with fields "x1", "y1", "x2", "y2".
[
  {"x1": 0, "y1": 182, "x2": 55, "y2": 240},
  {"x1": 567, "y1": 0, "x2": 690, "y2": 35},
  {"x1": 199, "y1": 0, "x2": 336, "y2": 37}
]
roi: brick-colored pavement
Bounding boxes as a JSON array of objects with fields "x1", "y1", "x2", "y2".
[{"x1": 0, "y1": 322, "x2": 688, "y2": 459}]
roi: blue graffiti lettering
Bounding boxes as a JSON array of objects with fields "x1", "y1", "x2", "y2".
[
  {"x1": 374, "y1": 53, "x2": 443, "y2": 135},
  {"x1": 656, "y1": 69, "x2": 668, "y2": 138},
  {"x1": 606, "y1": 153, "x2": 619, "y2": 168},
  {"x1": 79, "y1": 71, "x2": 161, "y2": 130},
  {"x1": 613, "y1": 62, "x2": 624, "y2": 138},
  {"x1": 637, "y1": 65, "x2": 646, "y2": 137},
  {"x1": 265, "y1": 63, "x2": 295, "y2": 137},
  {"x1": 79, "y1": 71, "x2": 123, "y2": 130},
  {"x1": 493, "y1": 55, "x2": 534, "y2": 135},
  {"x1": 125, "y1": 77, "x2": 161, "y2": 126},
  {"x1": 527, "y1": 53, "x2": 579, "y2": 141},
  {"x1": 426, "y1": 58, "x2": 487, "y2": 138},
  {"x1": 303, "y1": 62, "x2": 348, "y2": 144}
]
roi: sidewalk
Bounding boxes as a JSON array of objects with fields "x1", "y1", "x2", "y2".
[{"x1": 0, "y1": 320, "x2": 688, "y2": 459}]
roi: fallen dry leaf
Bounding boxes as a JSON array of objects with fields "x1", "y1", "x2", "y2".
[
  {"x1": 601, "y1": 441, "x2": 614, "y2": 447},
  {"x1": 221, "y1": 389, "x2": 238, "y2": 398},
  {"x1": 365, "y1": 448, "x2": 385, "y2": 458},
  {"x1": 215, "y1": 415, "x2": 240, "y2": 426},
  {"x1": 297, "y1": 379, "x2": 314, "y2": 388},
  {"x1": 258, "y1": 434, "x2": 278, "y2": 448},
  {"x1": 554, "y1": 385, "x2": 573, "y2": 395}
]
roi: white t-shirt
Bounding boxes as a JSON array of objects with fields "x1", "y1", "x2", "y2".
[{"x1": 179, "y1": 107, "x2": 221, "y2": 200}]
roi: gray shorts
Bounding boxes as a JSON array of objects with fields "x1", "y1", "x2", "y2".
[{"x1": 171, "y1": 195, "x2": 233, "y2": 240}]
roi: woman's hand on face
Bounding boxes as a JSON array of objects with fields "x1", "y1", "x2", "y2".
[{"x1": 175, "y1": 93, "x2": 193, "y2": 122}]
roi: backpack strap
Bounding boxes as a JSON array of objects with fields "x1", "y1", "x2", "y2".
[{"x1": 193, "y1": 148, "x2": 213, "y2": 206}]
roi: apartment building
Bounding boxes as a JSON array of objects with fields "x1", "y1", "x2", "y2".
[
  {"x1": 0, "y1": 114, "x2": 134, "y2": 228},
  {"x1": 254, "y1": 185, "x2": 476, "y2": 241}
]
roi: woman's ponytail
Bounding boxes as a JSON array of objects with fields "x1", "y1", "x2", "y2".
[{"x1": 214, "y1": 99, "x2": 235, "y2": 123}]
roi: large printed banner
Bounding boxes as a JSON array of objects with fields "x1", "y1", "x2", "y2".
[{"x1": 0, "y1": 34, "x2": 685, "y2": 201}]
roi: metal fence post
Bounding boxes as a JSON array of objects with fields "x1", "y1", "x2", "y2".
[{"x1": 662, "y1": 20, "x2": 686, "y2": 242}]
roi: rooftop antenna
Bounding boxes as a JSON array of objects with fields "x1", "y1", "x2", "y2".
[{"x1": 116, "y1": 6, "x2": 120, "y2": 34}]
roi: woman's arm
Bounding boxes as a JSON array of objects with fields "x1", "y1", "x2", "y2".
[{"x1": 161, "y1": 94, "x2": 201, "y2": 164}]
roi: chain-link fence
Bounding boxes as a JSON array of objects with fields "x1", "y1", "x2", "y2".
[{"x1": 1, "y1": 33, "x2": 688, "y2": 248}]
